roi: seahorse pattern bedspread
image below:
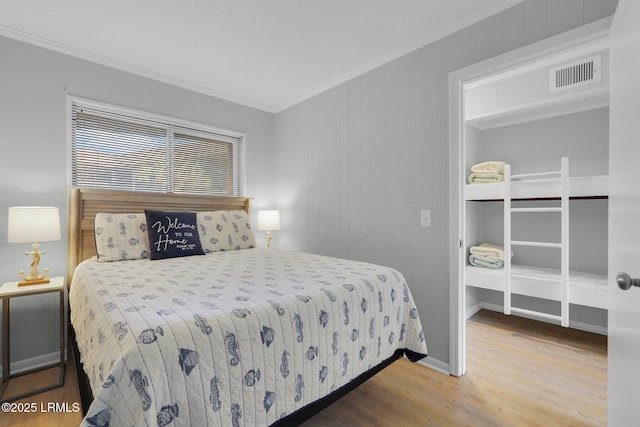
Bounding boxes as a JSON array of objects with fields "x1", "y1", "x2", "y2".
[{"x1": 70, "y1": 248, "x2": 427, "y2": 427}]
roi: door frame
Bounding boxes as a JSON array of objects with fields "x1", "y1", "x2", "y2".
[{"x1": 447, "y1": 17, "x2": 612, "y2": 377}]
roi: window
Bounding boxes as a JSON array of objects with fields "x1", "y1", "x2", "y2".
[{"x1": 69, "y1": 98, "x2": 244, "y2": 196}]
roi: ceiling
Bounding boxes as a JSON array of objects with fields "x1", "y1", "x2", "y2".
[{"x1": 1, "y1": 0, "x2": 522, "y2": 113}]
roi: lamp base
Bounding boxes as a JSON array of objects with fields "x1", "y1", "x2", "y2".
[
  {"x1": 18, "y1": 265, "x2": 51, "y2": 287},
  {"x1": 18, "y1": 277, "x2": 51, "y2": 287}
]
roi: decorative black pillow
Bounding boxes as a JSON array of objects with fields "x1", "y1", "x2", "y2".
[{"x1": 144, "y1": 210, "x2": 205, "y2": 260}]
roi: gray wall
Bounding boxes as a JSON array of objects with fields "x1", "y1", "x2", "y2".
[
  {"x1": 0, "y1": 36, "x2": 274, "y2": 364},
  {"x1": 273, "y1": 0, "x2": 618, "y2": 364},
  {"x1": 0, "y1": 0, "x2": 619, "y2": 370}
]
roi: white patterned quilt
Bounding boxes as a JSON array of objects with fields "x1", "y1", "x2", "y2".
[{"x1": 69, "y1": 248, "x2": 428, "y2": 427}]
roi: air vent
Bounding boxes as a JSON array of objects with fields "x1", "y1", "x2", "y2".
[{"x1": 549, "y1": 55, "x2": 601, "y2": 92}]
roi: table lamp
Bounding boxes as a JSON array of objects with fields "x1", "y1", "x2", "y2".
[
  {"x1": 257, "y1": 210, "x2": 280, "y2": 248},
  {"x1": 8, "y1": 206, "x2": 61, "y2": 286}
]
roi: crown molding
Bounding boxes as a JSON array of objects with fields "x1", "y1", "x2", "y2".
[{"x1": 0, "y1": 24, "x2": 277, "y2": 113}]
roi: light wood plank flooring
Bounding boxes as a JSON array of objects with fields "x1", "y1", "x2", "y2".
[
  {"x1": 303, "y1": 310, "x2": 607, "y2": 426},
  {"x1": 0, "y1": 361, "x2": 82, "y2": 427},
  {"x1": 1, "y1": 310, "x2": 606, "y2": 426}
]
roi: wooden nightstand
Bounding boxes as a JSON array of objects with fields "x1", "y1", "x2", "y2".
[{"x1": 0, "y1": 276, "x2": 65, "y2": 403}]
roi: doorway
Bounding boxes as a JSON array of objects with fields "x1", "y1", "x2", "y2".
[{"x1": 448, "y1": 17, "x2": 611, "y2": 377}]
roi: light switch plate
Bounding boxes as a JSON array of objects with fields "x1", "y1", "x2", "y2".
[{"x1": 420, "y1": 210, "x2": 432, "y2": 227}]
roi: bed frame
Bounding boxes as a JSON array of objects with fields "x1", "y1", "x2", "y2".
[{"x1": 66, "y1": 187, "x2": 404, "y2": 425}]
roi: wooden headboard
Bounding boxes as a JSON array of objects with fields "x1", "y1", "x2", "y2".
[{"x1": 67, "y1": 187, "x2": 252, "y2": 288}]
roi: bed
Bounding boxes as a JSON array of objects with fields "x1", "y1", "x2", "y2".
[
  {"x1": 66, "y1": 188, "x2": 428, "y2": 427},
  {"x1": 464, "y1": 174, "x2": 609, "y2": 201},
  {"x1": 466, "y1": 265, "x2": 608, "y2": 309},
  {"x1": 463, "y1": 158, "x2": 608, "y2": 327}
]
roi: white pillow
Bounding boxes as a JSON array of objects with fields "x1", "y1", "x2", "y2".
[
  {"x1": 197, "y1": 210, "x2": 256, "y2": 252},
  {"x1": 94, "y1": 213, "x2": 150, "y2": 262}
]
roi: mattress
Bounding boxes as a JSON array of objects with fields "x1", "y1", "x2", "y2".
[
  {"x1": 464, "y1": 175, "x2": 609, "y2": 200},
  {"x1": 69, "y1": 248, "x2": 428, "y2": 427}
]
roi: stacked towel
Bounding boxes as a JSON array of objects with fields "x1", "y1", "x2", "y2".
[
  {"x1": 471, "y1": 161, "x2": 506, "y2": 174},
  {"x1": 469, "y1": 243, "x2": 508, "y2": 269},
  {"x1": 470, "y1": 243, "x2": 505, "y2": 259},
  {"x1": 468, "y1": 160, "x2": 506, "y2": 184},
  {"x1": 469, "y1": 255, "x2": 504, "y2": 269}
]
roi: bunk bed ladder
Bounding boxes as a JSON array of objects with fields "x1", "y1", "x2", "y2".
[{"x1": 503, "y1": 157, "x2": 569, "y2": 327}]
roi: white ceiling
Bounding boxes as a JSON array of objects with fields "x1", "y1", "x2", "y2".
[{"x1": 1, "y1": 0, "x2": 522, "y2": 113}]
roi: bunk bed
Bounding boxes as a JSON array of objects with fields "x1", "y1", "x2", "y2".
[
  {"x1": 464, "y1": 157, "x2": 608, "y2": 326},
  {"x1": 465, "y1": 264, "x2": 608, "y2": 309},
  {"x1": 464, "y1": 174, "x2": 608, "y2": 201}
]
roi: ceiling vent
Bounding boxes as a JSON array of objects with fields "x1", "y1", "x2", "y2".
[{"x1": 549, "y1": 55, "x2": 601, "y2": 93}]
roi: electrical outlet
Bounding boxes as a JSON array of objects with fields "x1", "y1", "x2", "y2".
[{"x1": 420, "y1": 210, "x2": 432, "y2": 227}]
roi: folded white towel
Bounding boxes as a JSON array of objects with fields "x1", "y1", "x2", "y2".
[
  {"x1": 470, "y1": 161, "x2": 506, "y2": 174},
  {"x1": 469, "y1": 243, "x2": 510, "y2": 260},
  {"x1": 468, "y1": 173, "x2": 504, "y2": 184}
]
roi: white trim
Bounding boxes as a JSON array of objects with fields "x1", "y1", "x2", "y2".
[
  {"x1": 238, "y1": 134, "x2": 248, "y2": 198},
  {"x1": 466, "y1": 302, "x2": 484, "y2": 319},
  {"x1": 461, "y1": 18, "x2": 612, "y2": 89},
  {"x1": 448, "y1": 67, "x2": 466, "y2": 378},
  {"x1": 66, "y1": 95, "x2": 74, "y2": 188},
  {"x1": 465, "y1": 87, "x2": 609, "y2": 130},
  {"x1": 466, "y1": 302, "x2": 608, "y2": 336},
  {"x1": 67, "y1": 96, "x2": 247, "y2": 140},
  {"x1": 416, "y1": 356, "x2": 450, "y2": 376},
  {"x1": 0, "y1": 25, "x2": 273, "y2": 113},
  {"x1": 448, "y1": 17, "x2": 612, "y2": 379}
]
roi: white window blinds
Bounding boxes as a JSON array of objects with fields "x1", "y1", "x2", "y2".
[{"x1": 70, "y1": 100, "x2": 243, "y2": 196}]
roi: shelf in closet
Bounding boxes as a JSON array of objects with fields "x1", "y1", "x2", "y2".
[
  {"x1": 465, "y1": 87, "x2": 609, "y2": 131},
  {"x1": 466, "y1": 265, "x2": 607, "y2": 309},
  {"x1": 464, "y1": 174, "x2": 608, "y2": 201}
]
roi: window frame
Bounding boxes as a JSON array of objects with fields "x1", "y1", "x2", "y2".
[{"x1": 66, "y1": 96, "x2": 246, "y2": 196}]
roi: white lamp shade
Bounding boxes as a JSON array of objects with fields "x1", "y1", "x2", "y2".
[
  {"x1": 8, "y1": 206, "x2": 61, "y2": 243},
  {"x1": 257, "y1": 210, "x2": 280, "y2": 231}
]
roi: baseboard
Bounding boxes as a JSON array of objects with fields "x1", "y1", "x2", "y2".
[
  {"x1": 466, "y1": 302, "x2": 608, "y2": 335},
  {"x1": 416, "y1": 355, "x2": 450, "y2": 376},
  {"x1": 0, "y1": 350, "x2": 68, "y2": 379},
  {"x1": 466, "y1": 302, "x2": 485, "y2": 319}
]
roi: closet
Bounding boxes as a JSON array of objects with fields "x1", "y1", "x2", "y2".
[{"x1": 462, "y1": 47, "x2": 609, "y2": 333}]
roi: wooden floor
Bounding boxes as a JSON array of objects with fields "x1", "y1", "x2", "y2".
[
  {"x1": 303, "y1": 310, "x2": 607, "y2": 427},
  {"x1": 1, "y1": 310, "x2": 606, "y2": 426},
  {"x1": 0, "y1": 361, "x2": 82, "y2": 427}
]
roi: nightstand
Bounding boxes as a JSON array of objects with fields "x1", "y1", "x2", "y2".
[{"x1": 0, "y1": 276, "x2": 65, "y2": 403}]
